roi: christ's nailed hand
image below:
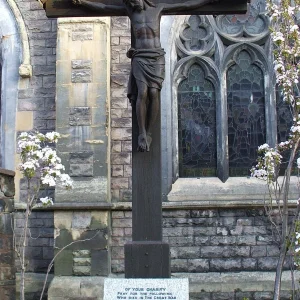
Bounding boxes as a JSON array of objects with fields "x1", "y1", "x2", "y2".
[{"x1": 72, "y1": 0, "x2": 82, "y2": 5}]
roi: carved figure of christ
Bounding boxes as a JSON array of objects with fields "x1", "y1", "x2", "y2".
[{"x1": 73, "y1": 0, "x2": 216, "y2": 151}]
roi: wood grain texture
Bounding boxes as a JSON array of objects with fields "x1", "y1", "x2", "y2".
[{"x1": 125, "y1": 241, "x2": 170, "y2": 278}]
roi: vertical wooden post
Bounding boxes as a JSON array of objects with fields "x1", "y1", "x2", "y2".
[{"x1": 124, "y1": 91, "x2": 170, "y2": 278}]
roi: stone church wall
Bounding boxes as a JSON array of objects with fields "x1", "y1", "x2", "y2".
[
  {"x1": 111, "y1": 208, "x2": 287, "y2": 274},
  {"x1": 3, "y1": 2, "x2": 297, "y2": 299},
  {"x1": 12, "y1": 0, "x2": 57, "y2": 282},
  {"x1": 110, "y1": 17, "x2": 132, "y2": 202}
]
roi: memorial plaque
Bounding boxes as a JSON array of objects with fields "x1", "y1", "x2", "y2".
[{"x1": 104, "y1": 278, "x2": 189, "y2": 300}]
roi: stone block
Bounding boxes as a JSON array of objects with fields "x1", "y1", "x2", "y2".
[
  {"x1": 212, "y1": 292, "x2": 235, "y2": 300},
  {"x1": 73, "y1": 250, "x2": 91, "y2": 258},
  {"x1": 266, "y1": 245, "x2": 280, "y2": 256},
  {"x1": 210, "y1": 236, "x2": 236, "y2": 245},
  {"x1": 124, "y1": 228, "x2": 132, "y2": 236},
  {"x1": 242, "y1": 258, "x2": 257, "y2": 270},
  {"x1": 176, "y1": 247, "x2": 200, "y2": 259},
  {"x1": 0, "y1": 285, "x2": 15, "y2": 300},
  {"x1": 72, "y1": 212, "x2": 92, "y2": 229},
  {"x1": 72, "y1": 32, "x2": 93, "y2": 41},
  {"x1": 194, "y1": 227, "x2": 216, "y2": 236},
  {"x1": 45, "y1": 38, "x2": 56, "y2": 48},
  {"x1": 163, "y1": 227, "x2": 183, "y2": 237},
  {"x1": 112, "y1": 218, "x2": 132, "y2": 228},
  {"x1": 111, "y1": 75, "x2": 128, "y2": 88},
  {"x1": 111, "y1": 178, "x2": 129, "y2": 189},
  {"x1": 257, "y1": 257, "x2": 278, "y2": 271},
  {"x1": 253, "y1": 291, "x2": 273, "y2": 299},
  {"x1": 236, "y1": 236, "x2": 256, "y2": 246},
  {"x1": 25, "y1": 247, "x2": 43, "y2": 259},
  {"x1": 73, "y1": 257, "x2": 91, "y2": 266},
  {"x1": 190, "y1": 210, "x2": 217, "y2": 218},
  {"x1": 72, "y1": 60, "x2": 92, "y2": 69},
  {"x1": 194, "y1": 236, "x2": 210, "y2": 245},
  {"x1": 111, "y1": 118, "x2": 131, "y2": 128},
  {"x1": 124, "y1": 212, "x2": 132, "y2": 218},
  {"x1": 251, "y1": 246, "x2": 267, "y2": 257},
  {"x1": 121, "y1": 108, "x2": 132, "y2": 118},
  {"x1": 70, "y1": 164, "x2": 93, "y2": 177},
  {"x1": 120, "y1": 189, "x2": 132, "y2": 201},
  {"x1": 80, "y1": 278, "x2": 105, "y2": 297},
  {"x1": 54, "y1": 249, "x2": 73, "y2": 276},
  {"x1": 111, "y1": 228, "x2": 124, "y2": 237},
  {"x1": 219, "y1": 210, "x2": 246, "y2": 217},
  {"x1": 111, "y1": 259, "x2": 125, "y2": 273},
  {"x1": 111, "y1": 37, "x2": 120, "y2": 45},
  {"x1": 91, "y1": 250, "x2": 109, "y2": 276},
  {"x1": 111, "y1": 247, "x2": 124, "y2": 259},
  {"x1": 112, "y1": 165, "x2": 124, "y2": 177},
  {"x1": 111, "y1": 141, "x2": 122, "y2": 152},
  {"x1": 33, "y1": 65, "x2": 56, "y2": 76},
  {"x1": 73, "y1": 265, "x2": 91, "y2": 276},
  {"x1": 168, "y1": 236, "x2": 193, "y2": 246},
  {"x1": 71, "y1": 70, "x2": 92, "y2": 83},
  {"x1": 171, "y1": 259, "x2": 188, "y2": 272},
  {"x1": 111, "y1": 17, "x2": 129, "y2": 29},
  {"x1": 43, "y1": 247, "x2": 54, "y2": 260},
  {"x1": 111, "y1": 97, "x2": 128, "y2": 109},
  {"x1": 111, "y1": 153, "x2": 131, "y2": 164},
  {"x1": 27, "y1": 20, "x2": 52, "y2": 32},
  {"x1": 243, "y1": 226, "x2": 268, "y2": 235},
  {"x1": 210, "y1": 258, "x2": 242, "y2": 271},
  {"x1": 70, "y1": 152, "x2": 94, "y2": 164},
  {"x1": 69, "y1": 107, "x2": 91, "y2": 125},
  {"x1": 122, "y1": 141, "x2": 132, "y2": 152}
]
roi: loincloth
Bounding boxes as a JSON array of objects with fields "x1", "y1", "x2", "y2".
[{"x1": 127, "y1": 48, "x2": 165, "y2": 104}]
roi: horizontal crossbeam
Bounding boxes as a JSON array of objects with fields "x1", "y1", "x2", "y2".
[{"x1": 44, "y1": 0, "x2": 248, "y2": 18}]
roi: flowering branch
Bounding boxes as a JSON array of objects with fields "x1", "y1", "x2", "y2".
[
  {"x1": 251, "y1": 0, "x2": 300, "y2": 299},
  {"x1": 16, "y1": 131, "x2": 73, "y2": 300}
]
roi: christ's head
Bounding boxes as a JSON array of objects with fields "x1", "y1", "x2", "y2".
[{"x1": 123, "y1": 0, "x2": 155, "y2": 11}]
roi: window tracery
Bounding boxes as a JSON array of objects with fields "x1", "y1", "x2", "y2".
[{"x1": 174, "y1": 0, "x2": 275, "y2": 182}]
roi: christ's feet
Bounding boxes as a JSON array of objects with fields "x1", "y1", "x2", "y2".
[{"x1": 137, "y1": 134, "x2": 152, "y2": 152}]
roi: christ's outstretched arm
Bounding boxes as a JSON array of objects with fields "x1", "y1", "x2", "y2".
[
  {"x1": 72, "y1": 0, "x2": 126, "y2": 13},
  {"x1": 161, "y1": 0, "x2": 218, "y2": 13}
]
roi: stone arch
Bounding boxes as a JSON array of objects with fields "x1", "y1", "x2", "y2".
[{"x1": 0, "y1": 0, "x2": 22, "y2": 169}]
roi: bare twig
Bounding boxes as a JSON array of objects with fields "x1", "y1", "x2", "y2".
[{"x1": 39, "y1": 230, "x2": 103, "y2": 300}]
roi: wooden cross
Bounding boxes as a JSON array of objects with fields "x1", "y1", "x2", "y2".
[
  {"x1": 44, "y1": 0, "x2": 248, "y2": 278},
  {"x1": 44, "y1": 0, "x2": 247, "y2": 17}
]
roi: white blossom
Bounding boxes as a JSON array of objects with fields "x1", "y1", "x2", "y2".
[
  {"x1": 40, "y1": 196, "x2": 54, "y2": 206},
  {"x1": 41, "y1": 174, "x2": 56, "y2": 187}
]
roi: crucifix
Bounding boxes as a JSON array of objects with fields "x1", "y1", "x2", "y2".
[{"x1": 44, "y1": 0, "x2": 247, "y2": 278}]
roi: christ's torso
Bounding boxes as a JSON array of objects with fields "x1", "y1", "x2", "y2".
[{"x1": 128, "y1": 6, "x2": 162, "y2": 49}]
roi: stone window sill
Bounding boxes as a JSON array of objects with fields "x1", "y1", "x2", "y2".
[{"x1": 166, "y1": 177, "x2": 299, "y2": 208}]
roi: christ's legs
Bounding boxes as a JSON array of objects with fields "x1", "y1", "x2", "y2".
[
  {"x1": 136, "y1": 81, "x2": 149, "y2": 152},
  {"x1": 146, "y1": 87, "x2": 159, "y2": 149}
]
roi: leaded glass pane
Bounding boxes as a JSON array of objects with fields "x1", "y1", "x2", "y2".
[
  {"x1": 178, "y1": 64, "x2": 217, "y2": 177},
  {"x1": 227, "y1": 50, "x2": 266, "y2": 176},
  {"x1": 276, "y1": 89, "x2": 297, "y2": 175}
]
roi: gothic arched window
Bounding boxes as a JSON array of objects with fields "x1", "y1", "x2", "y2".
[
  {"x1": 227, "y1": 50, "x2": 266, "y2": 176},
  {"x1": 178, "y1": 64, "x2": 217, "y2": 177}
]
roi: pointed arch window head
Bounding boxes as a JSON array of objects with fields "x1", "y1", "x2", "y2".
[
  {"x1": 227, "y1": 50, "x2": 266, "y2": 176},
  {"x1": 178, "y1": 64, "x2": 217, "y2": 177}
]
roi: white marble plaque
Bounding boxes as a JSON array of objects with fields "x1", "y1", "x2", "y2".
[{"x1": 104, "y1": 278, "x2": 189, "y2": 300}]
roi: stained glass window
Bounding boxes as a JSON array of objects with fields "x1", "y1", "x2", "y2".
[
  {"x1": 227, "y1": 50, "x2": 266, "y2": 176},
  {"x1": 178, "y1": 64, "x2": 217, "y2": 177},
  {"x1": 276, "y1": 89, "x2": 297, "y2": 174}
]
